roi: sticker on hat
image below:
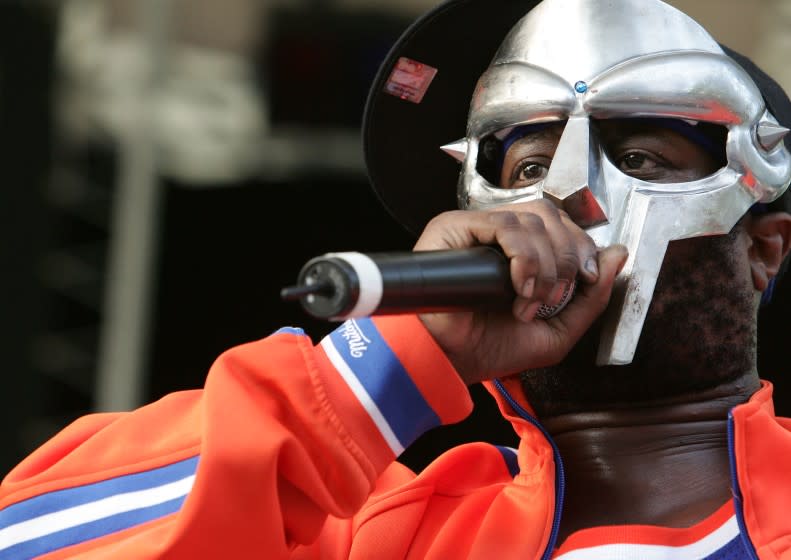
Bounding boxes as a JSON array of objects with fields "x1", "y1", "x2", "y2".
[{"x1": 383, "y1": 57, "x2": 438, "y2": 104}]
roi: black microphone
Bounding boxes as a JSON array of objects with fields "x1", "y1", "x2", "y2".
[{"x1": 281, "y1": 247, "x2": 575, "y2": 320}]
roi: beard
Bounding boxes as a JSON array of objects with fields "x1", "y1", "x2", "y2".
[{"x1": 521, "y1": 226, "x2": 758, "y2": 417}]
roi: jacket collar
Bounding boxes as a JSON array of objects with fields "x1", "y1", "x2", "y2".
[
  {"x1": 486, "y1": 377, "x2": 791, "y2": 558},
  {"x1": 729, "y1": 381, "x2": 791, "y2": 559}
]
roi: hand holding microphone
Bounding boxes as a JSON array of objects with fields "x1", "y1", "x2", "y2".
[{"x1": 283, "y1": 201, "x2": 627, "y2": 383}]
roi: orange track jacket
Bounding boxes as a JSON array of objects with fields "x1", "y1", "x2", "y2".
[{"x1": 2, "y1": 315, "x2": 791, "y2": 559}]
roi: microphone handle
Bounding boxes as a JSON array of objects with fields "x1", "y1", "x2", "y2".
[{"x1": 292, "y1": 247, "x2": 514, "y2": 320}]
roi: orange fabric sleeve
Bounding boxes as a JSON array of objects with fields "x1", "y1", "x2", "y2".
[{"x1": 0, "y1": 316, "x2": 472, "y2": 559}]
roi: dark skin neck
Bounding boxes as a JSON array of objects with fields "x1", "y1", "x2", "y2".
[{"x1": 540, "y1": 373, "x2": 761, "y2": 545}]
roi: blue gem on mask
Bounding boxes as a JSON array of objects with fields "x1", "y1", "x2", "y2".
[{"x1": 574, "y1": 81, "x2": 588, "y2": 93}]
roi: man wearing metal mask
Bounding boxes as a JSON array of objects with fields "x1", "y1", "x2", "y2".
[
  {"x1": 425, "y1": 0, "x2": 791, "y2": 366},
  {"x1": 3, "y1": 0, "x2": 791, "y2": 558}
]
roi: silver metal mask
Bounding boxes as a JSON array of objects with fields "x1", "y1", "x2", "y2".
[{"x1": 441, "y1": 0, "x2": 791, "y2": 365}]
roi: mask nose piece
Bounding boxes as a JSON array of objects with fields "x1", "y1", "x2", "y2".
[{"x1": 542, "y1": 117, "x2": 608, "y2": 228}]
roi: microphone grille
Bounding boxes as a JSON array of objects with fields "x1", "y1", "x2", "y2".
[{"x1": 536, "y1": 280, "x2": 576, "y2": 319}]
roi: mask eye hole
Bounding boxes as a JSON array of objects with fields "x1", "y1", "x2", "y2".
[
  {"x1": 489, "y1": 121, "x2": 566, "y2": 189},
  {"x1": 596, "y1": 118, "x2": 727, "y2": 184},
  {"x1": 474, "y1": 136, "x2": 504, "y2": 185}
]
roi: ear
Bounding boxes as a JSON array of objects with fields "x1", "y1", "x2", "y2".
[{"x1": 745, "y1": 212, "x2": 791, "y2": 292}]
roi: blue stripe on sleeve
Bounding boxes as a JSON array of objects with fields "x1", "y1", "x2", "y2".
[
  {"x1": 329, "y1": 318, "x2": 441, "y2": 449},
  {"x1": 0, "y1": 495, "x2": 187, "y2": 560},
  {"x1": 272, "y1": 327, "x2": 306, "y2": 336},
  {"x1": 0, "y1": 456, "x2": 198, "y2": 528}
]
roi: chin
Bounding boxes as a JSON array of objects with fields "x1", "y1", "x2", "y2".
[{"x1": 522, "y1": 233, "x2": 756, "y2": 417}]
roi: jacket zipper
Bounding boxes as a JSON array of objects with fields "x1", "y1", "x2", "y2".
[
  {"x1": 494, "y1": 380, "x2": 565, "y2": 560},
  {"x1": 726, "y1": 411, "x2": 759, "y2": 560}
]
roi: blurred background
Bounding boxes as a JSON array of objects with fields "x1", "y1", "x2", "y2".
[{"x1": 2, "y1": 0, "x2": 790, "y2": 476}]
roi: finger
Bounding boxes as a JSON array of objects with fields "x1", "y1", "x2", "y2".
[
  {"x1": 550, "y1": 244, "x2": 629, "y2": 340},
  {"x1": 512, "y1": 296, "x2": 543, "y2": 323},
  {"x1": 415, "y1": 208, "x2": 535, "y2": 251},
  {"x1": 556, "y1": 209, "x2": 600, "y2": 284},
  {"x1": 415, "y1": 208, "x2": 558, "y2": 304},
  {"x1": 503, "y1": 201, "x2": 595, "y2": 304},
  {"x1": 488, "y1": 211, "x2": 558, "y2": 303},
  {"x1": 414, "y1": 210, "x2": 481, "y2": 251},
  {"x1": 535, "y1": 205, "x2": 585, "y2": 304},
  {"x1": 415, "y1": 203, "x2": 597, "y2": 307}
]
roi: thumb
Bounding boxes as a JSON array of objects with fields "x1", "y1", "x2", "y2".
[
  {"x1": 585, "y1": 244, "x2": 629, "y2": 308},
  {"x1": 551, "y1": 244, "x2": 628, "y2": 336}
]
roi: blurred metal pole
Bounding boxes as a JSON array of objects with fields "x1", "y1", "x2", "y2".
[{"x1": 95, "y1": 0, "x2": 170, "y2": 411}]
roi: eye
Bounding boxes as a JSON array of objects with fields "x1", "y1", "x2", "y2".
[
  {"x1": 621, "y1": 153, "x2": 647, "y2": 169},
  {"x1": 615, "y1": 151, "x2": 664, "y2": 177},
  {"x1": 519, "y1": 162, "x2": 546, "y2": 180},
  {"x1": 509, "y1": 160, "x2": 549, "y2": 188}
]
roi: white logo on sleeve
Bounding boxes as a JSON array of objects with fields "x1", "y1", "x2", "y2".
[{"x1": 340, "y1": 320, "x2": 372, "y2": 358}]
